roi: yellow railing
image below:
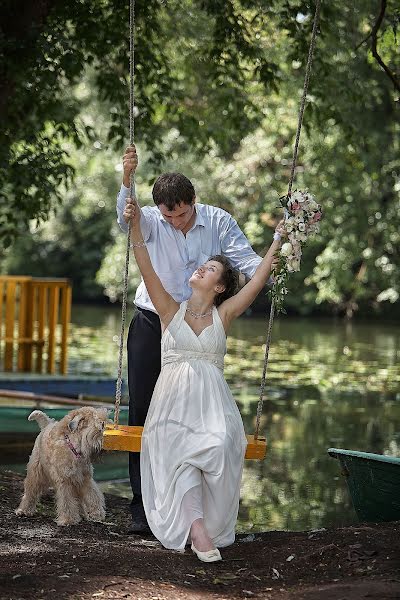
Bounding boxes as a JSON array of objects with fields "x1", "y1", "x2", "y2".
[{"x1": 0, "y1": 276, "x2": 72, "y2": 374}]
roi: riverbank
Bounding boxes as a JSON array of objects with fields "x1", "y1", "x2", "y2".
[{"x1": 1, "y1": 470, "x2": 399, "y2": 600}]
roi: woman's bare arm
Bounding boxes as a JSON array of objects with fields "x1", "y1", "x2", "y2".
[
  {"x1": 124, "y1": 198, "x2": 179, "y2": 326},
  {"x1": 218, "y1": 231, "x2": 282, "y2": 331}
]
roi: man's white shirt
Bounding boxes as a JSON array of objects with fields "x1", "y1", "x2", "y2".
[{"x1": 117, "y1": 184, "x2": 262, "y2": 313}]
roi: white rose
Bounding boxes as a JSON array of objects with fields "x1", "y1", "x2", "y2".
[
  {"x1": 280, "y1": 242, "x2": 293, "y2": 257},
  {"x1": 298, "y1": 222, "x2": 306, "y2": 232},
  {"x1": 296, "y1": 232, "x2": 307, "y2": 242},
  {"x1": 296, "y1": 191, "x2": 306, "y2": 203},
  {"x1": 286, "y1": 224, "x2": 293, "y2": 233},
  {"x1": 308, "y1": 199, "x2": 318, "y2": 211},
  {"x1": 291, "y1": 239, "x2": 301, "y2": 253},
  {"x1": 292, "y1": 191, "x2": 303, "y2": 202}
]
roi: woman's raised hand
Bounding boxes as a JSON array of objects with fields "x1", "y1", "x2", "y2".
[{"x1": 275, "y1": 219, "x2": 286, "y2": 239}]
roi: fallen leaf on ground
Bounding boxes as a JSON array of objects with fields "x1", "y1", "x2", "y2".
[{"x1": 271, "y1": 568, "x2": 281, "y2": 580}]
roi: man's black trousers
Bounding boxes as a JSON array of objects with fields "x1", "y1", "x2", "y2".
[{"x1": 127, "y1": 308, "x2": 161, "y2": 517}]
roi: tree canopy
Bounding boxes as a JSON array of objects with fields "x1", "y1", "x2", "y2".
[{"x1": 1, "y1": 0, "x2": 399, "y2": 316}]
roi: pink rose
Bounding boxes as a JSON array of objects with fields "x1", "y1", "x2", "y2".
[
  {"x1": 288, "y1": 200, "x2": 301, "y2": 213},
  {"x1": 310, "y1": 211, "x2": 322, "y2": 223}
]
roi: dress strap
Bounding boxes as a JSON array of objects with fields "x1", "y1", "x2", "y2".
[
  {"x1": 163, "y1": 301, "x2": 187, "y2": 336},
  {"x1": 177, "y1": 301, "x2": 189, "y2": 324},
  {"x1": 213, "y1": 305, "x2": 227, "y2": 339}
]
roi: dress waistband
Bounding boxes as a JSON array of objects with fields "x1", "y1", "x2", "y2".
[{"x1": 162, "y1": 349, "x2": 224, "y2": 371}]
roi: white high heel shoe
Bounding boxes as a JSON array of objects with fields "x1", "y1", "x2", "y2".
[{"x1": 191, "y1": 542, "x2": 222, "y2": 562}]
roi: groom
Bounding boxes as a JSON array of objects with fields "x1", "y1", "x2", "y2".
[{"x1": 117, "y1": 145, "x2": 267, "y2": 533}]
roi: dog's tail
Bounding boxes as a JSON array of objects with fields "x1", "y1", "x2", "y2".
[{"x1": 28, "y1": 410, "x2": 53, "y2": 430}]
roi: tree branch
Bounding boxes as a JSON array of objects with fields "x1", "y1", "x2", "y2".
[{"x1": 358, "y1": 0, "x2": 400, "y2": 93}]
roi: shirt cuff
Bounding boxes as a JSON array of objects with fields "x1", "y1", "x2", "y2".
[
  {"x1": 119, "y1": 182, "x2": 136, "y2": 198},
  {"x1": 117, "y1": 183, "x2": 136, "y2": 232}
]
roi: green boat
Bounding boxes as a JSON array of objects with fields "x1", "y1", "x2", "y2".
[
  {"x1": 0, "y1": 389, "x2": 130, "y2": 483},
  {"x1": 0, "y1": 389, "x2": 128, "y2": 436},
  {"x1": 328, "y1": 447, "x2": 400, "y2": 523}
]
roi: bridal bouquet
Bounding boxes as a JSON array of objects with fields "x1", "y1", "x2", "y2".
[{"x1": 271, "y1": 190, "x2": 322, "y2": 313}]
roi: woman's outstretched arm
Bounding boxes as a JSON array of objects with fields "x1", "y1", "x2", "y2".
[
  {"x1": 219, "y1": 226, "x2": 283, "y2": 330},
  {"x1": 124, "y1": 197, "x2": 179, "y2": 326}
]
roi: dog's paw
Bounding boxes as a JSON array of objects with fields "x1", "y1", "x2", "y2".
[
  {"x1": 15, "y1": 507, "x2": 33, "y2": 517},
  {"x1": 85, "y1": 510, "x2": 106, "y2": 523},
  {"x1": 56, "y1": 516, "x2": 82, "y2": 527}
]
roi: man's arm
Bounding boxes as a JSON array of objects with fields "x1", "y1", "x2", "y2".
[
  {"x1": 219, "y1": 211, "x2": 263, "y2": 278},
  {"x1": 116, "y1": 183, "x2": 133, "y2": 233}
]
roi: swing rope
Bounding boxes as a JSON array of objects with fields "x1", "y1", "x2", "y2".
[
  {"x1": 254, "y1": 0, "x2": 321, "y2": 441},
  {"x1": 114, "y1": 0, "x2": 321, "y2": 441},
  {"x1": 114, "y1": 0, "x2": 135, "y2": 428}
]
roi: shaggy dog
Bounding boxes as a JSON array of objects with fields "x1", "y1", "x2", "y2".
[{"x1": 16, "y1": 406, "x2": 107, "y2": 526}]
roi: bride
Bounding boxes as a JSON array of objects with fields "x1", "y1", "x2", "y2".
[{"x1": 124, "y1": 197, "x2": 282, "y2": 562}]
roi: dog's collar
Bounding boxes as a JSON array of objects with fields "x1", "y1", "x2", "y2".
[{"x1": 64, "y1": 434, "x2": 82, "y2": 459}]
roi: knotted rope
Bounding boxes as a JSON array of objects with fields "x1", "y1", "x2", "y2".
[
  {"x1": 114, "y1": 0, "x2": 135, "y2": 428},
  {"x1": 254, "y1": 0, "x2": 321, "y2": 441}
]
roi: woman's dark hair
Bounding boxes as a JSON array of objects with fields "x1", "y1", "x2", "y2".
[
  {"x1": 209, "y1": 255, "x2": 240, "y2": 307},
  {"x1": 152, "y1": 173, "x2": 195, "y2": 210}
]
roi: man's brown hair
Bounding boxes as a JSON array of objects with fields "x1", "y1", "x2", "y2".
[{"x1": 152, "y1": 173, "x2": 195, "y2": 210}]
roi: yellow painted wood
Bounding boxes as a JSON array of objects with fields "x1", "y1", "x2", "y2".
[
  {"x1": 60, "y1": 283, "x2": 72, "y2": 375},
  {"x1": 0, "y1": 276, "x2": 72, "y2": 375},
  {"x1": 17, "y1": 281, "x2": 27, "y2": 371},
  {"x1": 103, "y1": 425, "x2": 143, "y2": 452},
  {"x1": 24, "y1": 282, "x2": 34, "y2": 372},
  {"x1": 36, "y1": 284, "x2": 47, "y2": 373},
  {"x1": 0, "y1": 280, "x2": 4, "y2": 331},
  {"x1": 47, "y1": 285, "x2": 60, "y2": 374},
  {"x1": 4, "y1": 281, "x2": 16, "y2": 370},
  {"x1": 103, "y1": 425, "x2": 267, "y2": 460},
  {"x1": 0, "y1": 279, "x2": 5, "y2": 368},
  {"x1": 16, "y1": 280, "x2": 34, "y2": 371},
  {"x1": 245, "y1": 434, "x2": 267, "y2": 460},
  {"x1": 0, "y1": 280, "x2": 4, "y2": 363},
  {"x1": 0, "y1": 276, "x2": 31, "y2": 281}
]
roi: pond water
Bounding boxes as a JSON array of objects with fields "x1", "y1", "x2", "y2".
[{"x1": 5, "y1": 304, "x2": 400, "y2": 532}]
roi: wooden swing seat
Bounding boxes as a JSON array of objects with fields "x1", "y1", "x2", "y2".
[{"x1": 103, "y1": 424, "x2": 267, "y2": 460}]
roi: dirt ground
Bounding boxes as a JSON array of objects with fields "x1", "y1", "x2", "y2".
[{"x1": 1, "y1": 470, "x2": 399, "y2": 600}]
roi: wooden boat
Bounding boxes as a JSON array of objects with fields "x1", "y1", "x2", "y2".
[
  {"x1": 0, "y1": 389, "x2": 128, "y2": 438},
  {"x1": 0, "y1": 389, "x2": 130, "y2": 483},
  {"x1": 328, "y1": 447, "x2": 400, "y2": 523}
]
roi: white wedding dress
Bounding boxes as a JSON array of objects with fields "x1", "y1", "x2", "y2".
[{"x1": 141, "y1": 300, "x2": 247, "y2": 551}]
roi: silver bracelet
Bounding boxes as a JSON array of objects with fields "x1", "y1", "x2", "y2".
[
  {"x1": 273, "y1": 232, "x2": 282, "y2": 241},
  {"x1": 130, "y1": 240, "x2": 146, "y2": 249}
]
